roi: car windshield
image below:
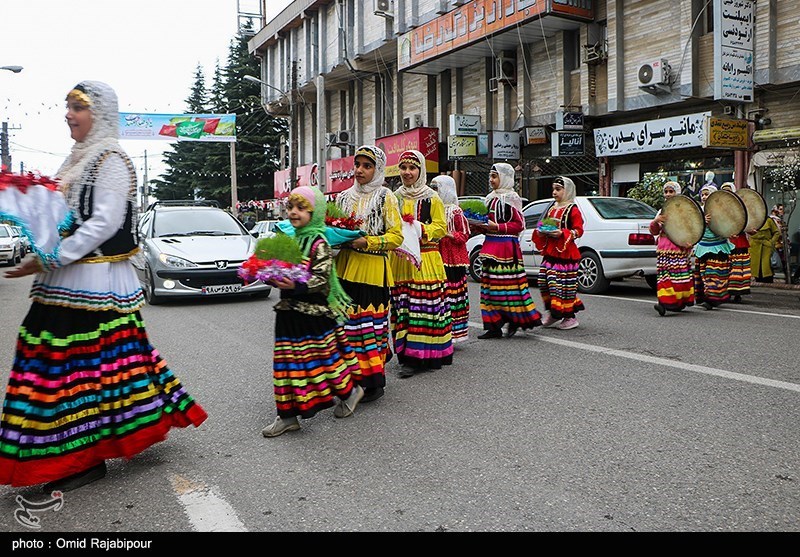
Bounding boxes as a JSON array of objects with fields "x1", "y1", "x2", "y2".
[
  {"x1": 153, "y1": 210, "x2": 244, "y2": 237},
  {"x1": 588, "y1": 198, "x2": 657, "y2": 219}
]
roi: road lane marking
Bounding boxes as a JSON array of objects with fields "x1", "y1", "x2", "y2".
[
  {"x1": 170, "y1": 474, "x2": 248, "y2": 532},
  {"x1": 468, "y1": 321, "x2": 800, "y2": 393},
  {"x1": 587, "y1": 293, "x2": 800, "y2": 320}
]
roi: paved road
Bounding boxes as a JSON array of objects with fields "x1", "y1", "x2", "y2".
[{"x1": 0, "y1": 274, "x2": 798, "y2": 532}]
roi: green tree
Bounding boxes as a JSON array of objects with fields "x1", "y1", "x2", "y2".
[{"x1": 627, "y1": 172, "x2": 669, "y2": 211}]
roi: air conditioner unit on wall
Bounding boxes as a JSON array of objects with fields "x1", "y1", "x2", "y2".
[
  {"x1": 403, "y1": 114, "x2": 423, "y2": 130},
  {"x1": 374, "y1": 0, "x2": 394, "y2": 18},
  {"x1": 329, "y1": 130, "x2": 352, "y2": 146},
  {"x1": 496, "y1": 54, "x2": 517, "y2": 85},
  {"x1": 638, "y1": 58, "x2": 670, "y2": 87}
]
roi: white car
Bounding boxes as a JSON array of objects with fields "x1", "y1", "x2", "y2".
[{"x1": 466, "y1": 196, "x2": 658, "y2": 294}]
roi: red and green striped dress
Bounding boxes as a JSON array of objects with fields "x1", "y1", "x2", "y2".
[{"x1": 650, "y1": 214, "x2": 695, "y2": 311}]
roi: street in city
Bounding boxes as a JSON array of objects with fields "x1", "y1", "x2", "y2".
[{"x1": 0, "y1": 274, "x2": 799, "y2": 532}]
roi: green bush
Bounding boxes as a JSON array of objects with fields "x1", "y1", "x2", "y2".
[{"x1": 627, "y1": 172, "x2": 669, "y2": 211}]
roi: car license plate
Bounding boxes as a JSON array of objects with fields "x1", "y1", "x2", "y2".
[{"x1": 201, "y1": 284, "x2": 242, "y2": 295}]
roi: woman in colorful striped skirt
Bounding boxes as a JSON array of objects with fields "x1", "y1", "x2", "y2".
[
  {"x1": 693, "y1": 184, "x2": 732, "y2": 309},
  {"x1": 335, "y1": 145, "x2": 403, "y2": 403},
  {"x1": 431, "y1": 175, "x2": 470, "y2": 344},
  {"x1": 0, "y1": 81, "x2": 206, "y2": 491},
  {"x1": 719, "y1": 182, "x2": 752, "y2": 303},
  {"x1": 389, "y1": 151, "x2": 453, "y2": 377},
  {"x1": 474, "y1": 163, "x2": 542, "y2": 339},
  {"x1": 532, "y1": 176, "x2": 586, "y2": 330},
  {"x1": 649, "y1": 181, "x2": 695, "y2": 316},
  {"x1": 261, "y1": 186, "x2": 363, "y2": 437}
]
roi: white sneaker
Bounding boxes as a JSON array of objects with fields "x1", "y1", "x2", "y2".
[
  {"x1": 334, "y1": 384, "x2": 364, "y2": 418},
  {"x1": 541, "y1": 312, "x2": 559, "y2": 328},
  {"x1": 557, "y1": 317, "x2": 579, "y2": 330},
  {"x1": 261, "y1": 416, "x2": 300, "y2": 437}
]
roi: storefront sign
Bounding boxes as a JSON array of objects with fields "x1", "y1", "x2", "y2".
[
  {"x1": 714, "y1": 0, "x2": 755, "y2": 102},
  {"x1": 492, "y1": 131, "x2": 520, "y2": 160},
  {"x1": 397, "y1": 0, "x2": 594, "y2": 71},
  {"x1": 556, "y1": 111, "x2": 584, "y2": 131},
  {"x1": 448, "y1": 136, "x2": 477, "y2": 159},
  {"x1": 478, "y1": 133, "x2": 490, "y2": 156},
  {"x1": 551, "y1": 132, "x2": 585, "y2": 156},
  {"x1": 326, "y1": 156, "x2": 356, "y2": 194},
  {"x1": 376, "y1": 127, "x2": 440, "y2": 177},
  {"x1": 752, "y1": 127, "x2": 800, "y2": 144},
  {"x1": 449, "y1": 114, "x2": 481, "y2": 136},
  {"x1": 273, "y1": 163, "x2": 320, "y2": 198},
  {"x1": 524, "y1": 126, "x2": 547, "y2": 145},
  {"x1": 594, "y1": 112, "x2": 711, "y2": 157},
  {"x1": 704, "y1": 117, "x2": 749, "y2": 149}
]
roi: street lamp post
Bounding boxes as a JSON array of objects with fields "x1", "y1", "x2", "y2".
[
  {"x1": 1, "y1": 66, "x2": 23, "y2": 73},
  {"x1": 243, "y1": 72, "x2": 297, "y2": 192}
]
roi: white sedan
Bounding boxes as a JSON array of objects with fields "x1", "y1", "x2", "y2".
[{"x1": 465, "y1": 196, "x2": 659, "y2": 294}]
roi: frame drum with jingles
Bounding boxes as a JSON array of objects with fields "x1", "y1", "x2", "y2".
[
  {"x1": 704, "y1": 190, "x2": 747, "y2": 238},
  {"x1": 661, "y1": 195, "x2": 704, "y2": 247},
  {"x1": 736, "y1": 188, "x2": 768, "y2": 233}
]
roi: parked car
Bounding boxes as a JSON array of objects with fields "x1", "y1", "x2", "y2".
[
  {"x1": 10, "y1": 226, "x2": 30, "y2": 257},
  {"x1": 250, "y1": 219, "x2": 283, "y2": 238},
  {"x1": 132, "y1": 201, "x2": 271, "y2": 304},
  {"x1": 0, "y1": 223, "x2": 22, "y2": 266},
  {"x1": 465, "y1": 196, "x2": 658, "y2": 294}
]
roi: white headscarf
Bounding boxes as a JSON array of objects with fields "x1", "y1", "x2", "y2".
[
  {"x1": 663, "y1": 180, "x2": 682, "y2": 194},
  {"x1": 395, "y1": 150, "x2": 434, "y2": 201},
  {"x1": 486, "y1": 163, "x2": 522, "y2": 212},
  {"x1": 56, "y1": 81, "x2": 124, "y2": 194},
  {"x1": 554, "y1": 176, "x2": 576, "y2": 207},
  {"x1": 720, "y1": 181, "x2": 736, "y2": 192},
  {"x1": 337, "y1": 145, "x2": 393, "y2": 236},
  {"x1": 431, "y1": 175, "x2": 459, "y2": 233}
]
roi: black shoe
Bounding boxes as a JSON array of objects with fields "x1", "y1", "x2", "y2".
[
  {"x1": 701, "y1": 301, "x2": 713, "y2": 311},
  {"x1": 398, "y1": 366, "x2": 415, "y2": 378},
  {"x1": 477, "y1": 329, "x2": 502, "y2": 339},
  {"x1": 360, "y1": 387, "x2": 384, "y2": 403},
  {"x1": 505, "y1": 323, "x2": 520, "y2": 338},
  {"x1": 732, "y1": 295, "x2": 742, "y2": 303},
  {"x1": 43, "y1": 462, "x2": 106, "y2": 494},
  {"x1": 385, "y1": 351, "x2": 393, "y2": 364},
  {"x1": 654, "y1": 303, "x2": 666, "y2": 316}
]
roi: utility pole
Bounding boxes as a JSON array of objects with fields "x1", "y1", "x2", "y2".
[
  {"x1": 1, "y1": 122, "x2": 11, "y2": 171},
  {"x1": 290, "y1": 60, "x2": 298, "y2": 191},
  {"x1": 142, "y1": 150, "x2": 149, "y2": 211}
]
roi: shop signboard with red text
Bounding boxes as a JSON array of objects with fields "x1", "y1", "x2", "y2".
[{"x1": 376, "y1": 127, "x2": 440, "y2": 177}]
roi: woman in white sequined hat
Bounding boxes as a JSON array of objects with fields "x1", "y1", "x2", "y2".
[{"x1": 0, "y1": 81, "x2": 207, "y2": 492}]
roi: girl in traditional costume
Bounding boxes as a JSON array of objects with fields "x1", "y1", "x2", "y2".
[
  {"x1": 719, "y1": 182, "x2": 752, "y2": 302},
  {"x1": 261, "y1": 186, "x2": 363, "y2": 437},
  {"x1": 532, "y1": 176, "x2": 585, "y2": 329},
  {"x1": 474, "y1": 163, "x2": 541, "y2": 338},
  {"x1": 0, "y1": 81, "x2": 207, "y2": 491},
  {"x1": 389, "y1": 151, "x2": 453, "y2": 377},
  {"x1": 693, "y1": 184, "x2": 732, "y2": 309},
  {"x1": 334, "y1": 145, "x2": 403, "y2": 402}
]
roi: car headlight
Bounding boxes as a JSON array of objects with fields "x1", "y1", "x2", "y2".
[{"x1": 158, "y1": 253, "x2": 198, "y2": 268}]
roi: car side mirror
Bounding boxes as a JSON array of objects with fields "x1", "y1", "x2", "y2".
[{"x1": 251, "y1": 232, "x2": 259, "y2": 238}]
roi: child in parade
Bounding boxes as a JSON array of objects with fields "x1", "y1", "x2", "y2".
[
  {"x1": 261, "y1": 186, "x2": 363, "y2": 437},
  {"x1": 693, "y1": 184, "x2": 732, "y2": 309},
  {"x1": 389, "y1": 151, "x2": 453, "y2": 377},
  {"x1": 649, "y1": 181, "x2": 695, "y2": 316},
  {"x1": 473, "y1": 163, "x2": 542, "y2": 338},
  {"x1": 431, "y1": 175, "x2": 470, "y2": 344},
  {"x1": 719, "y1": 182, "x2": 752, "y2": 303},
  {"x1": 334, "y1": 146, "x2": 403, "y2": 402},
  {"x1": 532, "y1": 176, "x2": 585, "y2": 329}
]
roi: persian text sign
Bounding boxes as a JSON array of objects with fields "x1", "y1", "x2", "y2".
[
  {"x1": 119, "y1": 113, "x2": 236, "y2": 142},
  {"x1": 377, "y1": 127, "x2": 440, "y2": 177},
  {"x1": 714, "y1": 0, "x2": 754, "y2": 102},
  {"x1": 326, "y1": 156, "x2": 356, "y2": 194},
  {"x1": 594, "y1": 112, "x2": 711, "y2": 157},
  {"x1": 449, "y1": 114, "x2": 481, "y2": 136},
  {"x1": 273, "y1": 164, "x2": 318, "y2": 198},
  {"x1": 704, "y1": 117, "x2": 749, "y2": 149},
  {"x1": 492, "y1": 131, "x2": 520, "y2": 160},
  {"x1": 448, "y1": 136, "x2": 478, "y2": 159},
  {"x1": 397, "y1": 0, "x2": 593, "y2": 70}
]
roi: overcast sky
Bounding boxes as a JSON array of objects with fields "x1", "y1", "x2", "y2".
[{"x1": 1, "y1": 0, "x2": 291, "y2": 182}]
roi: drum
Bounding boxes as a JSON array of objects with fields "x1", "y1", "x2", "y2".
[
  {"x1": 704, "y1": 190, "x2": 747, "y2": 237},
  {"x1": 661, "y1": 195, "x2": 704, "y2": 247},
  {"x1": 736, "y1": 187, "x2": 768, "y2": 233}
]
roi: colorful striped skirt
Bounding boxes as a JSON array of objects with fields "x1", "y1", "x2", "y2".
[
  {"x1": 480, "y1": 259, "x2": 542, "y2": 331},
  {"x1": 727, "y1": 247, "x2": 752, "y2": 296},
  {"x1": 390, "y1": 279, "x2": 453, "y2": 370},
  {"x1": 444, "y1": 265, "x2": 470, "y2": 343},
  {"x1": 538, "y1": 256, "x2": 585, "y2": 319},
  {"x1": 694, "y1": 253, "x2": 731, "y2": 306},
  {"x1": 0, "y1": 303, "x2": 207, "y2": 488},
  {"x1": 340, "y1": 279, "x2": 391, "y2": 390},
  {"x1": 273, "y1": 310, "x2": 356, "y2": 419},
  {"x1": 655, "y1": 248, "x2": 695, "y2": 311}
]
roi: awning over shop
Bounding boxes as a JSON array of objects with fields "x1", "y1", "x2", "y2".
[{"x1": 752, "y1": 127, "x2": 800, "y2": 145}]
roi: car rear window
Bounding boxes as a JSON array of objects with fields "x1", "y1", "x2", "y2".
[{"x1": 588, "y1": 198, "x2": 656, "y2": 219}]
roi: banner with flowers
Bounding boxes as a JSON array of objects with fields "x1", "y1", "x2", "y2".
[{"x1": 119, "y1": 113, "x2": 236, "y2": 143}]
